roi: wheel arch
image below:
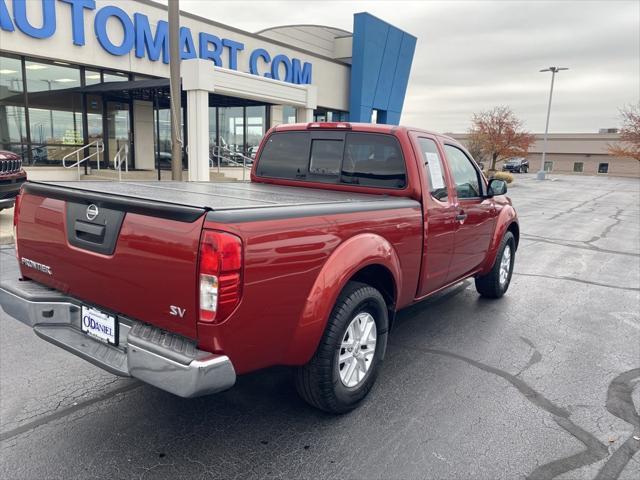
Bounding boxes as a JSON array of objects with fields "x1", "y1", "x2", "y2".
[
  {"x1": 507, "y1": 221, "x2": 519, "y2": 250},
  {"x1": 282, "y1": 233, "x2": 401, "y2": 366},
  {"x1": 479, "y1": 206, "x2": 519, "y2": 275},
  {"x1": 350, "y1": 264, "x2": 397, "y2": 331}
]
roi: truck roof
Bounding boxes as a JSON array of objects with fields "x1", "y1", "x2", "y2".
[{"x1": 272, "y1": 122, "x2": 450, "y2": 140}]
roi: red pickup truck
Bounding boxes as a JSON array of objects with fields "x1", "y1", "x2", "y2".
[{"x1": 0, "y1": 123, "x2": 518, "y2": 413}]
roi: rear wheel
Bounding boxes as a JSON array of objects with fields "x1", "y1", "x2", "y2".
[
  {"x1": 475, "y1": 231, "x2": 515, "y2": 298},
  {"x1": 295, "y1": 281, "x2": 388, "y2": 413}
]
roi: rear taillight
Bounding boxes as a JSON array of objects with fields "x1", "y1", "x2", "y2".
[
  {"x1": 198, "y1": 230, "x2": 243, "y2": 324},
  {"x1": 13, "y1": 189, "x2": 22, "y2": 260}
]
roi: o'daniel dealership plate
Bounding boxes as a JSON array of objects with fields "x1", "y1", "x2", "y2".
[{"x1": 81, "y1": 306, "x2": 118, "y2": 345}]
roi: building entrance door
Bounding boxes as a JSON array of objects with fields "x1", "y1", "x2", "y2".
[{"x1": 105, "y1": 101, "x2": 131, "y2": 169}]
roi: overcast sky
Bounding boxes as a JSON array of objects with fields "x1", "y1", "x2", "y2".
[{"x1": 161, "y1": 0, "x2": 639, "y2": 133}]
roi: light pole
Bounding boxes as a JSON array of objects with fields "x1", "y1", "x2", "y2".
[
  {"x1": 169, "y1": 0, "x2": 182, "y2": 181},
  {"x1": 537, "y1": 66, "x2": 568, "y2": 180}
]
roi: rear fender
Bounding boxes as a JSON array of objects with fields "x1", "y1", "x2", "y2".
[
  {"x1": 479, "y1": 205, "x2": 518, "y2": 275},
  {"x1": 283, "y1": 233, "x2": 401, "y2": 365}
]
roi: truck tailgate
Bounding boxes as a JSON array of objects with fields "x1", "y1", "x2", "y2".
[{"x1": 15, "y1": 183, "x2": 206, "y2": 339}]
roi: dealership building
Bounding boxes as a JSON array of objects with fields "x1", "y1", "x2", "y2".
[
  {"x1": 0, "y1": 0, "x2": 416, "y2": 176},
  {"x1": 452, "y1": 131, "x2": 640, "y2": 178}
]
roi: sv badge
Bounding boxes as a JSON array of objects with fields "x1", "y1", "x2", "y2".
[{"x1": 169, "y1": 306, "x2": 186, "y2": 318}]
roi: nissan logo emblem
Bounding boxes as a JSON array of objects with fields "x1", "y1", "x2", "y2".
[{"x1": 86, "y1": 204, "x2": 99, "y2": 221}]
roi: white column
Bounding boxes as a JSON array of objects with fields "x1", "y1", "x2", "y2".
[
  {"x1": 186, "y1": 89, "x2": 210, "y2": 181},
  {"x1": 296, "y1": 107, "x2": 314, "y2": 123},
  {"x1": 133, "y1": 100, "x2": 155, "y2": 170},
  {"x1": 270, "y1": 105, "x2": 284, "y2": 128},
  {"x1": 182, "y1": 59, "x2": 216, "y2": 182}
]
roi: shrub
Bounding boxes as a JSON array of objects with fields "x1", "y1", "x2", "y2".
[{"x1": 492, "y1": 171, "x2": 514, "y2": 184}]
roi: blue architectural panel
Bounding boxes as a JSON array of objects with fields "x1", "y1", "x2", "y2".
[{"x1": 349, "y1": 12, "x2": 417, "y2": 125}]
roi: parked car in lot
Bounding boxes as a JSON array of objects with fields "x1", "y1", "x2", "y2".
[
  {"x1": 502, "y1": 157, "x2": 529, "y2": 173},
  {"x1": 0, "y1": 150, "x2": 27, "y2": 210},
  {"x1": 0, "y1": 122, "x2": 519, "y2": 413}
]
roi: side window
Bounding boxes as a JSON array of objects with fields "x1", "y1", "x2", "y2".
[
  {"x1": 417, "y1": 138, "x2": 448, "y2": 201},
  {"x1": 444, "y1": 145, "x2": 482, "y2": 198}
]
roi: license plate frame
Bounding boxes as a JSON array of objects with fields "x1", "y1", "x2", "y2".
[{"x1": 81, "y1": 305, "x2": 118, "y2": 346}]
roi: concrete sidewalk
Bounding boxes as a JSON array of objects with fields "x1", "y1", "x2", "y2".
[{"x1": 0, "y1": 207, "x2": 13, "y2": 245}]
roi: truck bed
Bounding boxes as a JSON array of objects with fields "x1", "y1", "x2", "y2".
[
  {"x1": 15, "y1": 179, "x2": 422, "y2": 343},
  {"x1": 28, "y1": 181, "x2": 405, "y2": 210},
  {"x1": 24, "y1": 181, "x2": 419, "y2": 224}
]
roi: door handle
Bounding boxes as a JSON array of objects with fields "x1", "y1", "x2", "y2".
[{"x1": 456, "y1": 212, "x2": 468, "y2": 222}]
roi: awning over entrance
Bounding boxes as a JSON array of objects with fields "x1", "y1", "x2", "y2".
[
  {"x1": 80, "y1": 79, "x2": 169, "y2": 93},
  {"x1": 2, "y1": 78, "x2": 272, "y2": 109}
]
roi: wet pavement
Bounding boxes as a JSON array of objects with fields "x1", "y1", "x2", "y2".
[{"x1": 1, "y1": 174, "x2": 639, "y2": 479}]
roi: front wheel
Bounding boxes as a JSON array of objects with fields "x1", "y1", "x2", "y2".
[
  {"x1": 475, "y1": 231, "x2": 515, "y2": 298},
  {"x1": 295, "y1": 281, "x2": 388, "y2": 413}
]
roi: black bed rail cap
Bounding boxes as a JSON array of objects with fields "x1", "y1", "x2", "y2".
[{"x1": 23, "y1": 182, "x2": 205, "y2": 223}]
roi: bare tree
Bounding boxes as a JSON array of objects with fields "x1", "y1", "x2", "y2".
[
  {"x1": 468, "y1": 106, "x2": 535, "y2": 171},
  {"x1": 608, "y1": 103, "x2": 640, "y2": 161}
]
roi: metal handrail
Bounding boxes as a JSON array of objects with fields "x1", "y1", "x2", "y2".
[
  {"x1": 114, "y1": 144, "x2": 129, "y2": 182},
  {"x1": 62, "y1": 140, "x2": 104, "y2": 179},
  {"x1": 210, "y1": 145, "x2": 253, "y2": 181}
]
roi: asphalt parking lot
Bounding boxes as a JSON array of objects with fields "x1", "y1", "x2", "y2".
[{"x1": 1, "y1": 174, "x2": 639, "y2": 480}]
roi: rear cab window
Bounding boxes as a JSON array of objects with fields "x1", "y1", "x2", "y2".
[
  {"x1": 255, "y1": 132, "x2": 310, "y2": 180},
  {"x1": 256, "y1": 131, "x2": 407, "y2": 189}
]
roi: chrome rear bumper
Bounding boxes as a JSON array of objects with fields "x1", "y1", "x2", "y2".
[{"x1": 0, "y1": 278, "x2": 236, "y2": 398}]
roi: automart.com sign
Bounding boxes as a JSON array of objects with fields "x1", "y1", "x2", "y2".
[{"x1": 0, "y1": 0, "x2": 313, "y2": 85}]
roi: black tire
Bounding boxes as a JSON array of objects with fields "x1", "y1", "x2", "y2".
[
  {"x1": 294, "y1": 281, "x2": 388, "y2": 414},
  {"x1": 475, "y1": 231, "x2": 515, "y2": 298}
]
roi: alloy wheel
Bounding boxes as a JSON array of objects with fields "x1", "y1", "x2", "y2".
[
  {"x1": 499, "y1": 245, "x2": 512, "y2": 287},
  {"x1": 338, "y1": 312, "x2": 377, "y2": 388}
]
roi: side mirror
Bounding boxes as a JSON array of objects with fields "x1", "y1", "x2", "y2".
[{"x1": 487, "y1": 178, "x2": 507, "y2": 197}]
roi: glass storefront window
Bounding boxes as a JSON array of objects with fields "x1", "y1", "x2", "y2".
[
  {"x1": 246, "y1": 105, "x2": 266, "y2": 158},
  {"x1": 314, "y1": 108, "x2": 348, "y2": 123},
  {"x1": 86, "y1": 95, "x2": 103, "y2": 142},
  {"x1": 25, "y1": 60, "x2": 81, "y2": 92},
  {"x1": 0, "y1": 104, "x2": 27, "y2": 144},
  {"x1": 0, "y1": 55, "x2": 23, "y2": 99},
  {"x1": 219, "y1": 106, "x2": 244, "y2": 158},
  {"x1": 25, "y1": 60, "x2": 83, "y2": 164},
  {"x1": 103, "y1": 71, "x2": 129, "y2": 83},
  {"x1": 85, "y1": 95, "x2": 103, "y2": 167},
  {"x1": 0, "y1": 55, "x2": 27, "y2": 156},
  {"x1": 28, "y1": 109, "x2": 82, "y2": 144},
  {"x1": 282, "y1": 105, "x2": 297, "y2": 124},
  {"x1": 85, "y1": 69, "x2": 102, "y2": 86},
  {"x1": 106, "y1": 101, "x2": 130, "y2": 167}
]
